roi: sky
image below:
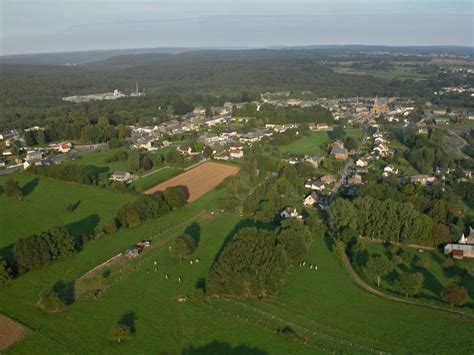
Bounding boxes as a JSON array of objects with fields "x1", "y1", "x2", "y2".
[{"x1": 1, "y1": 0, "x2": 473, "y2": 55}]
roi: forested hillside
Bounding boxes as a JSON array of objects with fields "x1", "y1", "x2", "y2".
[{"x1": 0, "y1": 49, "x2": 435, "y2": 129}]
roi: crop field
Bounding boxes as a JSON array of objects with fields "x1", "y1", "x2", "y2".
[
  {"x1": 144, "y1": 162, "x2": 240, "y2": 202},
  {"x1": 0, "y1": 173, "x2": 134, "y2": 249},
  {"x1": 0, "y1": 316, "x2": 27, "y2": 351},
  {"x1": 279, "y1": 131, "x2": 330, "y2": 155}
]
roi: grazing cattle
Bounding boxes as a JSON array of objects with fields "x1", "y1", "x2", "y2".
[
  {"x1": 165, "y1": 274, "x2": 169, "y2": 280},
  {"x1": 178, "y1": 276, "x2": 182, "y2": 283},
  {"x1": 195, "y1": 258, "x2": 200, "y2": 264},
  {"x1": 190, "y1": 260, "x2": 194, "y2": 265},
  {"x1": 302, "y1": 261, "x2": 306, "y2": 266},
  {"x1": 310, "y1": 265, "x2": 313, "y2": 270}
]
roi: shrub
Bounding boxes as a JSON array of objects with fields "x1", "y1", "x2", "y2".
[
  {"x1": 38, "y1": 290, "x2": 67, "y2": 313},
  {"x1": 441, "y1": 284, "x2": 469, "y2": 306}
]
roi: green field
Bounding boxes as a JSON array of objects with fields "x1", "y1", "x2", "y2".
[
  {"x1": 0, "y1": 173, "x2": 135, "y2": 249},
  {"x1": 130, "y1": 166, "x2": 183, "y2": 192},
  {"x1": 66, "y1": 148, "x2": 130, "y2": 173},
  {"x1": 2, "y1": 183, "x2": 474, "y2": 353},
  {"x1": 279, "y1": 131, "x2": 330, "y2": 155},
  {"x1": 359, "y1": 241, "x2": 474, "y2": 305}
]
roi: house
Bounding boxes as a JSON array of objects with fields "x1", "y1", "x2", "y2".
[
  {"x1": 23, "y1": 159, "x2": 40, "y2": 169},
  {"x1": 305, "y1": 179, "x2": 325, "y2": 191},
  {"x1": 434, "y1": 117, "x2": 449, "y2": 125},
  {"x1": 315, "y1": 123, "x2": 332, "y2": 131},
  {"x1": 280, "y1": 207, "x2": 299, "y2": 219},
  {"x1": 229, "y1": 146, "x2": 244, "y2": 159},
  {"x1": 383, "y1": 165, "x2": 398, "y2": 175},
  {"x1": 110, "y1": 171, "x2": 132, "y2": 183},
  {"x1": 348, "y1": 174, "x2": 363, "y2": 185},
  {"x1": 356, "y1": 158, "x2": 368, "y2": 167},
  {"x1": 26, "y1": 150, "x2": 42, "y2": 161},
  {"x1": 410, "y1": 174, "x2": 436, "y2": 185},
  {"x1": 303, "y1": 192, "x2": 318, "y2": 207},
  {"x1": 305, "y1": 155, "x2": 323, "y2": 168},
  {"x1": 321, "y1": 174, "x2": 337, "y2": 184},
  {"x1": 177, "y1": 145, "x2": 192, "y2": 155},
  {"x1": 331, "y1": 147, "x2": 349, "y2": 160},
  {"x1": 332, "y1": 140, "x2": 345, "y2": 149},
  {"x1": 0, "y1": 129, "x2": 21, "y2": 141},
  {"x1": 57, "y1": 142, "x2": 72, "y2": 153}
]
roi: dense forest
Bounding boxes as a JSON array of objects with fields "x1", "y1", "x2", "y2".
[{"x1": 0, "y1": 49, "x2": 438, "y2": 130}]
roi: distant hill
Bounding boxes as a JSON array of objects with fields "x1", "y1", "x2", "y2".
[{"x1": 1, "y1": 45, "x2": 472, "y2": 66}]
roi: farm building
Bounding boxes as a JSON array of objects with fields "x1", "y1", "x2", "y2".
[{"x1": 444, "y1": 244, "x2": 474, "y2": 259}]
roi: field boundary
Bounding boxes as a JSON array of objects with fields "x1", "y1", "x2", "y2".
[
  {"x1": 340, "y1": 253, "x2": 473, "y2": 318},
  {"x1": 205, "y1": 298, "x2": 387, "y2": 354}
]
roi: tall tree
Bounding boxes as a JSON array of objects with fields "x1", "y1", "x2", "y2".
[{"x1": 4, "y1": 179, "x2": 22, "y2": 200}]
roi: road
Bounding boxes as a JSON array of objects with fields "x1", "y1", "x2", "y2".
[{"x1": 328, "y1": 126, "x2": 369, "y2": 202}]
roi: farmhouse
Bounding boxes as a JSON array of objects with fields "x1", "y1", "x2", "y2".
[
  {"x1": 303, "y1": 192, "x2": 318, "y2": 207},
  {"x1": 305, "y1": 155, "x2": 323, "y2": 168},
  {"x1": 110, "y1": 171, "x2": 132, "y2": 183},
  {"x1": 280, "y1": 207, "x2": 299, "y2": 219}
]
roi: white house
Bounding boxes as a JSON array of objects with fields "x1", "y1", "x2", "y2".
[
  {"x1": 229, "y1": 146, "x2": 244, "y2": 159},
  {"x1": 356, "y1": 159, "x2": 368, "y2": 167},
  {"x1": 280, "y1": 207, "x2": 299, "y2": 219},
  {"x1": 177, "y1": 145, "x2": 192, "y2": 155},
  {"x1": 383, "y1": 165, "x2": 398, "y2": 175},
  {"x1": 110, "y1": 171, "x2": 132, "y2": 183}
]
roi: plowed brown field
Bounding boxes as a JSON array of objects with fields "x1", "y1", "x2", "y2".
[
  {"x1": 144, "y1": 162, "x2": 240, "y2": 202},
  {"x1": 0, "y1": 315, "x2": 27, "y2": 350}
]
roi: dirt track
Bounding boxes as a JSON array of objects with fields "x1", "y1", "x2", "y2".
[
  {"x1": 0, "y1": 315, "x2": 27, "y2": 350},
  {"x1": 144, "y1": 162, "x2": 240, "y2": 202}
]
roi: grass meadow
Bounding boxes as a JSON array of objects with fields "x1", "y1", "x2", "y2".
[
  {"x1": 2, "y1": 184, "x2": 473, "y2": 353},
  {"x1": 279, "y1": 131, "x2": 330, "y2": 155},
  {"x1": 0, "y1": 173, "x2": 135, "y2": 250}
]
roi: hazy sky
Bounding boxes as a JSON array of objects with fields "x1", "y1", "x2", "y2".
[{"x1": 1, "y1": 0, "x2": 473, "y2": 55}]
